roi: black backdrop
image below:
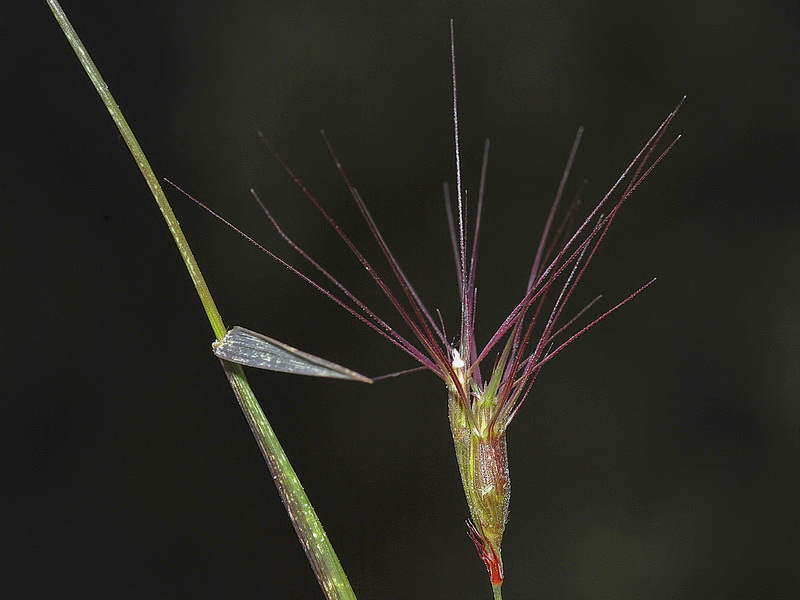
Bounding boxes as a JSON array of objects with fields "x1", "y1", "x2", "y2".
[{"x1": 3, "y1": 1, "x2": 799, "y2": 598}]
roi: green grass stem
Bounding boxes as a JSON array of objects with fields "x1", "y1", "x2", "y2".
[
  {"x1": 45, "y1": 1, "x2": 357, "y2": 597},
  {"x1": 45, "y1": 0, "x2": 225, "y2": 340}
]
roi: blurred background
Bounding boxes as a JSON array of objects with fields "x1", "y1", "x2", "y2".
[{"x1": 3, "y1": 0, "x2": 798, "y2": 598}]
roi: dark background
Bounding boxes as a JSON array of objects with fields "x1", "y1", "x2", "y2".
[{"x1": 3, "y1": 1, "x2": 798, "y2": 598}]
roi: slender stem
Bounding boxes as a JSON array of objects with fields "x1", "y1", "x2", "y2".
[
  {"x1": 223, "y1": 361, "x2": 356, "y2": 599},
  {"x1": 493, "y1": 583, "x2": 503, "y2": 600},
  {"x1": 45, "y1": 2, "x2": 356, "y2": 598},
  {"x1": 45, "y1": 0, "x2": 225, "y2": 340}
]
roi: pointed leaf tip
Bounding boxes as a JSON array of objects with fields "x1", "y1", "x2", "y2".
[{"x1": 214, "y1": 326, "x2": 373, "y2": 383}]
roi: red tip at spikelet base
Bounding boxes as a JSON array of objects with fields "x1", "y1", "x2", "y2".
[{"x1": 467, "y1": 520, "x2": 504, "y2": 586}]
